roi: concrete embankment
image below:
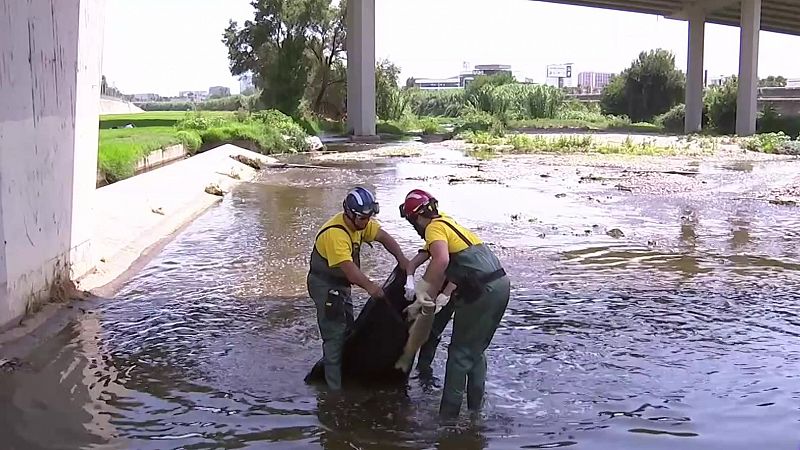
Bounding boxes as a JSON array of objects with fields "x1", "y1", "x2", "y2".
[
  {"x1": 0, "y1": 145, "x2": 275, "y2": 354},
  {"x1": 78, "y1": 144, "x2": 276, "y2": 294}
]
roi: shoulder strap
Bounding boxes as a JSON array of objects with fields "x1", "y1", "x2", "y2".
[
  {"x1": 433, "y1": 218, "x2": 473, "y2": 247},
  {"x1": 315, "y1": 224, "x2": 352, "y2": 244}
]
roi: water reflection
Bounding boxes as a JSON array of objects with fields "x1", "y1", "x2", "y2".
[{"x1": 1, "y1": 152, "x2": 800, "y2": 449}]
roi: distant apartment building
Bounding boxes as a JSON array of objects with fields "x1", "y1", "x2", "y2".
[
  {"x1": 209, "y1": 86, "x2": 231, "y2": 97},
  {"x1": 577, "y1": 72, "x2": 614, "y2": 93},
  {"x1": 178, "y1": 90, "x2": 208, "y2": 101}
]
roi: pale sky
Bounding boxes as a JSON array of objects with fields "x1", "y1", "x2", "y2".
[{"x1": 101, "y1": 0, "x2": 800, "y2": 96}]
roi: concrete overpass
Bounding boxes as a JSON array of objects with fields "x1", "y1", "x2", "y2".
[{"x1": 0, "y1": 0, "x2": 799, "y2": 328}]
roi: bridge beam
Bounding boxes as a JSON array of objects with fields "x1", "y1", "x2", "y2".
[
  {"x1": 668, "y1": 0, "x2": 739, "y2": 20},
  {"x1": 346, "y1": 0, "x2": 377, "y2": 139},
  {"x1": 685, "y1": 7, "x2": 706, "y2": 133},
  {"x1": 736, "y1": 0, "x2": 761, "y2": 136},
  {"x1": 0, "y1": 0, "x2": 104, "y2": 328}
]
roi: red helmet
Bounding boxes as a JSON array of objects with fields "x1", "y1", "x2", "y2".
[{"x1": 400, "y1": 189, "x2": 438, "y2": 219}]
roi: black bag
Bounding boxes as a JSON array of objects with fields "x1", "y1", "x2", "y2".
[{"x1": 305, "y1": 265, "x2": 413, "y2": 387}]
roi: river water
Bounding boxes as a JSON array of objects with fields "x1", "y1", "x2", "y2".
[{"x1": 2, "y1": 145, "x2": 800, "y2": 449}]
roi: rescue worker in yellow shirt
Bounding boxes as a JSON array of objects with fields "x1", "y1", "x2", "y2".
[
  {"x1": 401, "y1": 188, "x2": 510, "y2": 418},
  {"x1": 307, "y1": 187, "x2": 410, "y2": 391}
]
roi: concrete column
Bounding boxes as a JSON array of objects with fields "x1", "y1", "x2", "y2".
[
  {"x1": 736, "y1": 0, "x2": 761, "y2": 136},
  {"x1": 685, "y1": 8, "x2": 705, "y2": 133},
  {"x1": 0, "y1": 0, "x2": 104, "y2": 328},
  {"x1": 346, "y1": 0, "x2": 377, "y2": 139}
]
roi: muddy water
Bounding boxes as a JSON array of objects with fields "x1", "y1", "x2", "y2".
[{"x1": 2, "y1": 146, "x2": 800, "y2": 449}]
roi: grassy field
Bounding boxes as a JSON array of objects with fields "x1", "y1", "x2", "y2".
[
  {"x1": 98, "y1": 112, "x2": 219, "y2": 183},
  {"x1": 97, "y1": 110, "x2": 311, "y2": 184}
]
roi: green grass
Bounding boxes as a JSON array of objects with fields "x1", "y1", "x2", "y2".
[
  {"x1": 97, "y1": 110, "x2": 307, "y2": 184},
  {"x1": 507, "y1": 118, "x2": 663, "y2": 134},
  {"x1": 463, "y1": 132, "x2": 678, "y2": 157},
  {"x1": 99, "y1": 111, "x2": 233, "y2": 129}
]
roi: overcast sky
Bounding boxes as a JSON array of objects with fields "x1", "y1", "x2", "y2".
[{"x1": 100, "y1": 0, "x2": 800, "y2": 96}]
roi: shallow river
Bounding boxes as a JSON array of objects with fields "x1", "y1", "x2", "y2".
[{"x1": 2, "y1": 146, "x2": 800, "y2": 449}]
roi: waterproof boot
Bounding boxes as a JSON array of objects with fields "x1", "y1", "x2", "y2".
[{"x1": 439, "y1": 277, "x2": 510, "y2": 417}]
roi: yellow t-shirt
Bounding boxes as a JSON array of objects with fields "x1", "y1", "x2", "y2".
[
  {"x1": 422, "y1": 214, "x2": 482, "y2": 254},
  {"x1": 314, "y1": 213, "x2": 380, "y2": 267}
]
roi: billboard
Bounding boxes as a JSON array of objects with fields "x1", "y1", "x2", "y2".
[{"x1": 547, "y1": 64, "x2": 573, "y2": 79}]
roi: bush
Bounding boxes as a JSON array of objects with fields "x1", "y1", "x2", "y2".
[
  {"x1": 408, "y1": 89, "x2": 466, "y2": 117},
  {"x1": 455, "y1": 109, "x2": 504, "y2": 135},
  {"x1": 655, "y1": 104, "x2": 686, "y2": 133},
  {"x1": 418, "y1": 117, "x2": 442, "y2": 135},
  {"x1": 704, "y1": 78, "x2": 738, "y2": 134},
  {"x1": 600, "y1": 49, "x2": 685, "y2": 122},
  {"x1": 742, "y1": 132, "x2": 791, "y2": 153},
  {"x1": 199, "y1": 123, "x2": 290, "y2": 153},
  {"x1": 176, "y1": 130, "x2": 202, "y2": 153},
  {"x1": 252, "y1": 110, "x2": 310, "y2": 151}
]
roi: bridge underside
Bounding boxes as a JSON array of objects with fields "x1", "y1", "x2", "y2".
[{"x1": 536, "y1": 0, "x2": 800, "y2": 36}]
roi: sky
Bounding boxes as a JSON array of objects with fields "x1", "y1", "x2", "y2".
[{"x1": 100, "y1": 0, "x2": 800, "y2": 97}]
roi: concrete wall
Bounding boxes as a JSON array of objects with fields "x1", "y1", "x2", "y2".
[{"x1": 0, "y1": 0, "x2": 104, "y2": 328}]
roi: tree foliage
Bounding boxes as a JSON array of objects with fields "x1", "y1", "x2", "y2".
[
  {"x1": 222, "y1": 0, "x2": 337, "y2": 115},
  {"x1": 600, "y1": 49, "x2": 685, "y2": 122},
  {"x1": 375, "y1": 59, "x2": 406, "y2": 120}
]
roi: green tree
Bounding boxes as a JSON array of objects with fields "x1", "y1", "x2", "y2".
[
  {"x1": 305, "y1": 0, "x2": 347, "y2": 116},
  {"x1": 375, "y1": 59, "x2": 407, "y2": 120},
  {"x1": 223, "y1": 0, "x2": 330, "y2": 115},
  {"x1": 704, "y1": 76, "x2": 738, "y2": 134},
  {"x1": 600, "y1": 49, "x2": 685, "y2": 122}
]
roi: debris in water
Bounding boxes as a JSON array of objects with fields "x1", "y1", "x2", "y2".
[
  {"x1": 511, "y1": 214, "x2": 520, "y2": 221},
  {"x1": 447, "y1": 175, "x2": 499, "y2": 185},
  {"x1": 579, "y1": 174, "x2": 604, "y2": 183},
  {"x1": 538, "y1": 233, "x2": 546, "y2": 238},
  {"x1": 152, "y1": 207, "x2": 165, "y2": 215},
  {"x1": 555, "y1": 193, "x2": 567, "y2": 198},
  {"x1": 769, "y1": 198, "x2": 797, "y2": 207},
  {"x1": 231, "y1": 154, "x2": 264, "y2": 170},
  {"x1": 540, "y1": 174, "x2": 551, "y2": 178},
  {"x1": 615, "y1": 184, "x2": 633, "y2": 192},
  {"x1": 205, "y1": 184, "x2": 225, "y2": 196},
  {"x1": 0, "y1": 358, "x2": 23, "y2": 373},
  {"x1": 606, "y1": 228, "x2": 625, "y2": 238}
]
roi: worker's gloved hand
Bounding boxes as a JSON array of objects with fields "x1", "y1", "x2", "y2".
[
  {"x1": 434, "y1": 293, "x2": 450, "y2": 315},
  {"x1": 414, "y1": 278, "x2": 432, "y2": 301},
  {"x1": 404, "y1": 275, "x2": 415, "y2": 301},
  {"x1": 403, "y1": 294, "x2": 435, "y2": 321}
]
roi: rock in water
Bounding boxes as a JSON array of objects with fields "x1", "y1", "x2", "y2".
[
  {"x1": 306, "y1": 136, "x2": 324, "y2": 151},
  {"x1": 305, "y1": 265, "x2": 415, "y2": 387}
]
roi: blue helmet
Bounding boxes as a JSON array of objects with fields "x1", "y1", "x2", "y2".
[{"x1": 343, "y1": 187, "x2": 380, "y2": 218}]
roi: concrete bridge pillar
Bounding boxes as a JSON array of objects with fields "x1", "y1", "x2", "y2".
[
  {"x1": 0, "y1": 0, "x2": 104, "y2": 328},
  {"x1": 685, "y1": 8, "x2": 705, "y2": 133},
  {"x1": 736, "y1": 0, "x2": 761, "y2": 136},
  {"x1": 346, "y1": 0, "x2": 377, "y2": 139}
]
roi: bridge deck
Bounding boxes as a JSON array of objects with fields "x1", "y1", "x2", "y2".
[{"x1": 531, "y1": 0, "x2": 800, "y2": 36}]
